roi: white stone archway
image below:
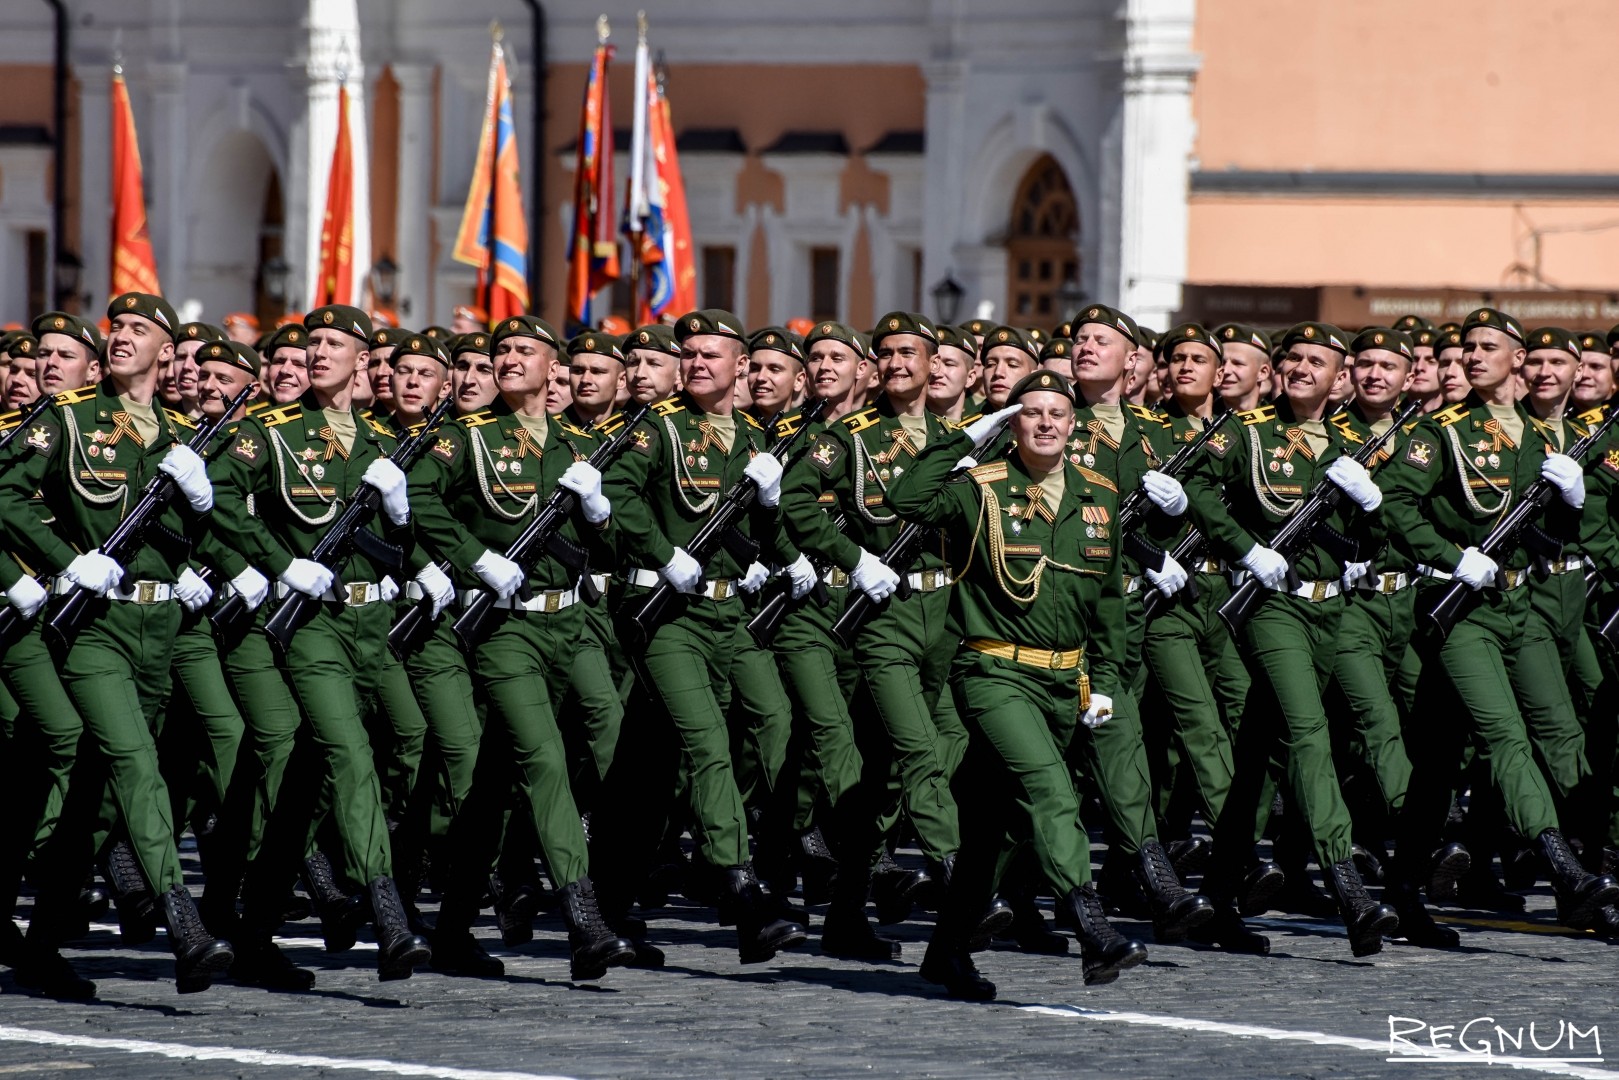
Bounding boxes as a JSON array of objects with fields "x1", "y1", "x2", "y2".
[{"x1": 183, "y1": 129, "x2": 280, "y2": 321}]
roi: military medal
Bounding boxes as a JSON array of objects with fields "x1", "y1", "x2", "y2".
[
  {"x1": 1010, "y1": 519, "x2": 1023, "y2": 536},
  {"x1": 103, "y1": 448, "x2": 116, "y2": 463},
  {"x1": 1269, "y1": 460, "x2": 1279, "y2": 472},
  {"x1": 1282, "y1": 461, "x2": 1294, "y2": 477},
  {"x1": 497, "y1": 460, "x2": 508, "y2": 473},
  {"x1": 1086, "y1": 525, "x2": 1096, "y2": 538},
  {"x1": 510, "y1": 461, "x2": 522, "y2": 475},
  {"x1": 892, "y1": 465, "x2": 904, "y2": 477},
  {"x1": 698, "y1": 455, "x2": 708, "y2": 470},
  {"x1": 1083, "y1": 453, "x2": 1095, "y2": 467},
  {"x1": 686, "y1": 455, "x2": 696, "y2": 466},
  {"x1": 312, "y1": 464, "x2": 325, "y2": 480},
  {"x1": 1475, "y1": 456, "x2": 1486, "y2": 467},
  {"x1": 1488, "y1": 453, "x2": 1500, "y2": 468},
  {"x1": 88, "y1": 444, "x2": 99, "y2": 457},
  {"x1": 879, "y1": 468, "x2": 891, "y2": 482}
]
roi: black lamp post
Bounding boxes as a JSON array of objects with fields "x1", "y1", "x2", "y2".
[
  {"x1": 262, "y1": 256, "x2": 291, "y2": 306},
  {"x1": 370, "y1": 254, "x2": 400, "y2": 310},
  {"x1": 1054, "y1": 275, "x2": 1087, "y2": 322},
  {"x1": 930, "y1": 271, "x2": 965, "y2": 325},
  {"x1": 53, "y1": 250, "x2": 83, "y2": 310}
]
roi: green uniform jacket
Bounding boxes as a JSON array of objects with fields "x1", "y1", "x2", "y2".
[
  {"x1": 206, "y1": 391, "x2": 406, "y2": 582},
  {"x1": 884, "y1": 429, "x2": 1128, "y2": 698},
  {"x1": 1381, "y1": 394, "x2": 1575, "y2": 574},
  {"x1": 601, "y1": 391, "x2": 785, "y2": 578},
  {"x1": 1185, "y1": 397, "x2": 1363, "y2": 581},
  {"x1": 1072, "y1": 401, "x2": 1177, "y2": 574},
  {"x1": 0, "y1": 382, "x2": 201, "y2": 582},
  {"x1": 1327, "y1": 401, "x2": 1412, "y2": 568},
  {"x1": 407, "y1": 397, "x2": 612, "y2": 589},
  {"x1": 1565, "y1": 404, "x2": 1612, "y2": 565}
]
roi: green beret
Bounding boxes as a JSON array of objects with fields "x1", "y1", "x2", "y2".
[
  {"x1": 1577, "y1": 330, "x2": 1606, "y2": 354},
  {"x1": 1437, "y1": 322, "x2": 1462, "y2": 336},
  {"x1": 1606, "y1": 324, "x2": 1619, "y2": 350},
  {"x1": 1460, "y1": 307, "x2": 1524, "y2": 345},
  {"x1": 1412, "y1": 328, "x2": 1438, "y2": 348},
  {"x1": 1349, "y1": 326, "x2": 1414, "y2": 360},
  {"x1": 934, "y1": 324, "x2": 975, "y2": 355},
  {"x1": 31, "y1": 311, "x2": 102, "y2": 352},
  {"x1": 1071, "y1": 304, "x2": 1141, "y2": 346},
  {"x1": 567, "y1": 331, "x2": 626, "y2": 363},
  {"x1": 178, "y1": 322, "x2": 226, "y2": 345},
  {"x1": 1039, "y1": 336, "x2": 1072, "y2": 364},
  {"x1": 854, "y1": 330, "x2": 878, "y2": 362},
  {"x1": 370, "y1": 325, "x2": 413, "y2": 351},
  {"x1": 673, "y1": 308, "x2": 746, "y2": 344},
  {"x1": 804, "y1": 321, "x2": 864, "y2": 357},
  {"x1": 746, "y1": 326, "x2": 804, "y2": 362},
  {"x1": 304, "y1": 304, "x2": 373, "y2": 343},
  {"x1": 423, "y1": 325, "x2": 454, "y2": 341},
  {"x1": 1160, "y1": 322, "x2": 1222, "y2": 357},
  {"x1": 394, "y1": 332, "x2": 451, "y2": 369},
  {"x1": 108, "y1": 292, "x2": 179, "y2": 340},
  {"x1": 1213, "y1": 322, "x2": 1272, "y2": 354},
  {"x1": 1006, "y1": 369, "x2": 1076, "y2": 406},
  {"x1": 490, "y1": 314, "x2": 561, "y2": 351},
  {"x1": 264, "y1": 323, "x2": 309, "y2": 354},
  {"x1": 197, "y1": 339, "x2": 261, "y2": 377},
  {"x1": 1026, "y1": 327, "x2": 1048, "y2": 346},
  {"x1": 1393, "y1": 314, "x2": 1436, "y2": 334},
  {"x1": 1053, "y1": 321, "x2": 1074, "y2": 340},
  {"x1": 962, "y1": 318, "x2": 991, "y2": 338},
  {"x1": 449, "y1": 331, "x2": 491, "y2": 357},
  {"x1": 1525, "y1": 326, "x2": 1579, "y2": 357},
  {"x1": 1138, "y1": 327, "x2": 1161, "y2": 354},
  {"x1": 627, "y1": 323, "x2": 681, "y2": 357},
  {"x1": 1436, "y1": 328, "x2": 1464, "y2": 351},
  {"x1": 979, "y1": 324, "x2": 1041, "y2": 363},
  {"x1": 3, "y1": 331, "x2": 37, "y2": 359},
  {"x1": 1280, "y1": 321, "x2": 1350, "y2": 355},
  {"x1": 870, "y1": 310, "x2": 938, "y2": 349}
]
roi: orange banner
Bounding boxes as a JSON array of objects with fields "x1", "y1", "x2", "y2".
[
  {"x1": 314, "y1": 84, "x2": 355, "y2": 306},
  {"x1": 110, "y1": 71, "x2": 160, "y2": 297}
]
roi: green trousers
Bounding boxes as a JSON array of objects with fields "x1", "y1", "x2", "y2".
[
  {"x1": 160, "y1": 611, "x2": 245, "y2": 838},
  {"x1": 1516, "y1": 570, "x2": 1599, "y2": 843},
  {"x1": 1329, "y1": 586, "x2": 1418, "y2": 821},
  {"x1": 561, "y1": 596, "x2": 624, "y2": 807},
  {"x1": 1074, "y1": 582, "x2": 1158, "y2": 856},
  {"x1": 400, "y1": 615, "x2": 486, "y2": 862},
  {"x1": 728, "y1": 609, "x2": 795, "y2": 814},
  {"x1": 371, "y1": 648, "x2": 428, "y2": 827}
]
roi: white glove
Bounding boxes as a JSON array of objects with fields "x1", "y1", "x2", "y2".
[
  {"x1": 1141, "y1": 470, "x2": 1188, "y2": 517},
  {"x1": 414, "y1": 562, "x2": 454, "y2": 618},
  {"x1": 743, "y1": 453, "x2": 784, "y2": 508},
  {"x1": 559, "y1": 461, "x2": 611, "y2": 524},
  {"x1": 1341, "y1": 560, "x2": 1373, "y2": 591},
  {"x1": 174, "y1": 567, "x2": 213, "y2": 612},
  {"x1": 964, "y1": 403, "x2": 1023, "y2": 447},
  {"x1": 1326, "y1": 456, "x2": 1382, "y2": 512},
  {"x1": 159, "y1": 444, "x2": 213, "y2": 512},
  {"x1": 1081, "y1": 693, "x2": 1115, "y2": 730},
  {"x1": 1453, "y1": 547, "x2": 1499, "y2": 591},
  {"x1": 738, "y1": 561, "x2": 770, "y2": 594},
  {"x1": 785, "y1": 554, "x2": 817, "y2": 600},
  {"x1": 471, "y1": 549, "x2": 523, "y2": 600},
  {"x1": 659, "y1": 547, "x2": 703, "y2": 594},
  {"x1": 1240, "y1": 544, "x2": 1289, "y2": 590},
  {"x1": 362, "y1": 458, "x2": 410, "y2": 525},
  {"x1": 64, "y1": 550, "x2": 123, "y2": 596},
  {"x1": 279, "y1": 558, "x2": 334, "y2": 599},
  {"x1": 1541, "y1": 453, "x2": 1586, "y2": 509},
  {"x1": 1144, "y1": 553, "x2": 1189, "y2": 598},
  {"x1": 6, "y1": 575, "x2": 46, "y2": 619},
  {"x1": 380, "y1": 575, "x2": 400, "y2": 603},
  {"x1": 851, "y1": 549, "x2": 901, "y2": 602},
  {"x1": 230, "y1": 566, "x2": 270, "y2": 611}
]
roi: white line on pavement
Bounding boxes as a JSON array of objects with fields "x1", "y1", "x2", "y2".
[
  {"x1": 0, "y1": 1026, "x2": 576, "y2": 1080},
  {"x1": 1021, "y1": 1006, "x2": 1619, "y2": 1080}
]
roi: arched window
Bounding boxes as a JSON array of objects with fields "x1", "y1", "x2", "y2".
[{"x1": 1005, "y1": 155, "x2": 1079, "y2": 325}]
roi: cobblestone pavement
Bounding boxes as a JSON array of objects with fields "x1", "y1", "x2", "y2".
[{"x1": 1, "y1": 847, "x2": 1616, "y2": 1080}]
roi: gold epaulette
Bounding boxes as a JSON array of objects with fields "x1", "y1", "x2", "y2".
[
  {"x1": 739, "y1": 410, "x2": 764, "y2": 430},
  {"x1": 1329, "y1": 414, "x2": 1365, "y2": 444},
  {"x1": 0, "y1": 408, "x2": 20, "y2": 434},
  {"x1": 367, "y1": 418, "x2": 397, "y2": 439},
  {"x1": 1433, "y1": 403, "x2": 1468, "y2": 427},
  {"x1": 1577, "y1": 405, "x2": 1608, "y2": 427},
  {"x1": 1076, "y1": 465, "x2": 1118, "y2": 492},
  {"x1": 967, "y1": 461, "x2": 1008, "y2": 484},
  {"x1": 246, "y1": 400, "x2": 274, "y2": 416},
  {"x1": 953, "y1": 413, "x2": 983, "y2": 430},
  {"x1": 774, "y1": 411, "x2": 806, "y2": 440},
  {"x1": 1239, "y1": 405, "x2": 1276, "y2": 426},
  {"x1": 52, "y1": 385, "x2": 96, "y2": 407},
  {"x1": 165, "y1": 409, "x2": 198, "y2": 430},
  {"x1": 593, "y1": 411, "x2": 629, "y2": 437},
  {"x1": 460, "y1": 410, "x2": 500, "y2": 428},
  {"x1": 651, "y1": 395, "x2": 685, "y2": 418},
  {"x1": 257, "y1": 404, "x2": 302, "y2": 428},
  {"x1": 556, "y1": 416, "x2": 591, "y2": 438},
  {"x1": 1128, "y1": 403, "x2": 1170, "y2": 427},
  {"x1": 841, "y1": 407, "x2": 881, "y2": 434}
]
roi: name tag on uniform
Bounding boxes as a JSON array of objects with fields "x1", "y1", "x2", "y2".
[
  {"x1": 290, "y1": 485, "x2": 338, "y2": 498},
  {"x1": 1002, "y1": 544, "x2": 1042, "y2": 557},
  {"x1": 79, "y1": 469, "x2": 127, "y2": 482}
]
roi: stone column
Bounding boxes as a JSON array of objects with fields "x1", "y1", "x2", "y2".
[
  {"x1": 393, "y1": 61, "x2": 434, "y2": 321},
  {"x1": 300, "y1": 0, "x2": 368, "y2": 309}
]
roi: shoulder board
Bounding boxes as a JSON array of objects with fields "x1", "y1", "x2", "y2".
[
  {"x1": 1239, "y1": 405, "x2": 1276, "y2": 426},
  {"x1": 967, "y1": 461, "x2": 1009, "y2": 484},
  {"x1": 52, "y1": 385, "x2": 96, "y2": 407},
  {"x1": 841, "y1": 407, "x2": 882, "y2": 434},
  {"x1": 246, "y1": 399, "x2": 274, "y2": 416},
  {"x1": 953, "y1": 413, "x2": 983, "y2": 431},
  {"x1": 774, "y1": 412, "x2": 806, "y2": 440},
  {"x1": 1577, "y1": 405, "x2": 1608, "y2": 427},
  {"x1": 459, "y1": 410, "x2": 501, "y2": 429},
  {"x1": 164, "y1": 409, "x2": 198, "y2": 430},
  {"x1": 1128, "y1": 404, "x2": 1170, "y2": 428},
  {"x1": 1433, "y1": 403, "x2": 1468, "y2": 427},
  {"x1": 739, "y1": 410, "x2": 764, "y2": 430},
  {"x1": 258, "y1": 404, "x2": 302, "y2": 428},
  {"x1": 651, "y1": 396, "x2": 685, "y2": 418},
  {"x1": 367, "y1": 418, "x2": 396, "y2": 439},
  {"x1": 1076, "y1": 465, "x2": 1118, "y2": 492},
  {"x1": 555, "y1": 416, "x2": 592, "y2": 438},
  {"x1": 1400, "y1": 419, "x2": 1422, "y2": 435},
  {"x1": 0, "y1": 408, "x2": 20, "y2": 434},
  {"x1": 1329, "y1": 416, "x2": 1365, "y2": 444},
  {"x1": 593, "y1": 411, "x2": 629, "y2": 437}
]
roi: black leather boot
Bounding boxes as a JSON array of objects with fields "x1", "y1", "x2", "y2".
[
  {"x1": 1325, "y1": 859, "x2": 1398, "y2": 957},
  {"x1": 430, "y1": 928, "x2": 505, "y2": 978},
  {"x1": 1270, "y1": 865, "x2": 1340, "y2": 919},
  {"x1": 1166, "y1": 837, "x2": 1211, "y2": 883},
  {"x1": 1187, "y1": 903, "x2": 1270, "y2": 955},
  {"x1": 303, "y1": 852, "x2": 367, "y2": 953},
  {"x1": 494, "y1": 873, "x2": 543, "y2": 948},
  {"x1": 820, "y1": 862, "x2": 901, "y2": 961},
  {"x1": 871, "y1": 849, "x2": 915, "y2": 925},
  {"x1": 1062, "y1": 884, "x2": 1148, "y2": 985},
  {"x1": 369, "y1": 876, "x2": 431, "y2": 981},
  {"x1": 105, "y1": 839, "x2": 158, "y2": 945},
  {"x1": 1425, "y1": 842, "x2": 1470, "y2": 899},
  {"x1": 1134, "y1": 840, "x2": 1215, "y2": 943},
  {"x1": 798, "y1": 827, "x2": 839, "y2": 906},
  {"x1": 919, "y1": 912, "x2": 995, "y2": 1001},
  {"x1": 1384, "y1": 877, "x2": 1459, "y2": 949},
  {"x1": 1235, "y1": 859, "x2": 1286, "y2": 916},
  {"x1": 1351, "y1": 841, "x2": 1386, "y2": 885},
  {"x1": 229, "y1": 926, "x2": 316, "y2": 990},
  {"x1": 13, "y1": 922, "x2": 96, "y2": 1000},
  {"x1": 1097, "y1": 852, "x2": 1150, "y2": 918},
  {"x1": 725, "y1": 864, "x2": 807, "y2": 964},
  {"x1": 560, "y1": 876, "x2": 636, "y2": 980},
  {"x1": 1002, "y1": 883, "x2": 1068, "y2": 955},
  {"x1": 1446, "y1": 860, "x2": 1525, "y2": 912},
  {"x1": 1539, "y1": 827, "x2": 1619, "y2": 928},
  {"x1": 965, "y1": 898, "x2": 1013, "y2": 952},
  {"x1": 162, "y1": 885, "x2": 235, "y2": 993}
]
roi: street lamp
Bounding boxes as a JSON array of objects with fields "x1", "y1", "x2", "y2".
[
  {"x1": 370, "y1": 254, "x2": 400, "y2": 309},
  {"x1": 261, "y1": 255, "x2": 291, "y2": 306},
  {"x1": 1054, "y1": 275, "x2": 1087, "y2": 322},
  {"x1": 930, "y1": 271, "x2": 965, "y2": 325},
  {"x1": 53, "y1": 250, "x2": 83, "y2": 310}
]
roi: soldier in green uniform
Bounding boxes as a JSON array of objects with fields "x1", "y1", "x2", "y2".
[
  {"x1": 206, "y1": 303, "x2": 430, "y2": 981},
  {"x1": 0, "y1": 293, "x2": 235, "y2": 994},
  {"x1": 889, "y1": 370, "x2": 1147, "y2": 999},
  {"x1": 1185, "y1": 320, "x2": 1399, "y2": 957},
  {"x1": 927, "y1": 324, "x2": 981, "y2": 424},
  {"x1": 1380, "y1": 308, "x2": 1619, "y2": 933},
  {"x1": 597, "y1": 308, "x2": 806, "y2": 964},
  {"x1": 1214, "y1": 323, "x2": 1272, "y2": 412},
  {"x1": 261, "y1": 323, "x2": 312, "y2": 405}
]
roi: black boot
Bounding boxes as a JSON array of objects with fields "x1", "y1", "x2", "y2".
[
  {"x1": 303, "y1": 852, "x2": 367, "y2": 953},
  {"x1": 1325, "y1": 860, "x2": 1398, "y2": 957},
  {"x1": 821, "y1": 863, "x2": 901, "y2": 961},
  {"x1": 1571, "y1": 904, "x2": 1619, "y2": 937},
  {"x1": 798, "y1": 827, "x2": 839, "y2": 906},
  {"x1": 1004, "y1": 887, "x2": 1068, "y2": 955},
  {"x1": 105, "y1": 839, "x2": 158, "y2": 945},
  {"x1": 430, "y1": 927, "x2": 505, "y2": 978},
  {"x1": 1446, "y1": 859, "x2": 1525, "y2": 912},
  {"x1": 1271, "y1": 866, "x2": 1340, "y2": 919},
  {"x1": 162, "y1": 885, "x2": 235, "y2": 993},
  {"x1": 13, "y1": 936, "x2": 96, "y2": 1000},
  {"x1": 1351, "y1": 842, "x2": 1386, "y2": 885},
  {"x1": 1062, "y1": 884, "x2": 1148, "y2": 985},
  {"x1": 494, "y1": 874, "x2": 543, "y2": 948},
  {"x1": 919, "y1": 935, "x2": 996, "y2": 1001},
  {"x1": 724, "y1": 864, "x2": 807, "y2": 964},
  {"x1": 871, "y1": 849, "x2": 915, "y2": 925},
  {"x1": 1425, "y1": 842, "x2": 1470, "y2": 899},
  {"x1": 1097, "y1": 852, "x2": 1151, "y2": 918},
  {"x1": 1134, "y1": 840, "x2": 1215, "y2": 943},
  {"x1": 1166, "y1": 837, "x2": 1211, "y2": 884},
  {"x1": 1539, "y1": 827, "x2": 1619, "y2": 928},
  {"x1": 369, "y1": 876, "x2": 431, "y2": 981},
  {"x1": 966, "y1": 898, "x2": 1013, "y2": 952},
  {"x1": 1187, "y1": 903, "x2": 1270, "y2": 955},
  {"x1": 1236, "y1": 859, "x2": 1286, "y2": 916},
  {"x1": 229, "y1": 927, "x2": 316, "y2": 990},
  {"x1": 560, "y1": 876, "x2": 636, "y2": 980},
  {"x1": 1384, "y1": 878, "x2": 1459, "y2": 949}
]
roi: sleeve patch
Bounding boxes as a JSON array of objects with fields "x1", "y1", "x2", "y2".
[
  {"x1": 807, "y1": 434, "x2": 844, "y2": 474},
  {"x1": 229, "y1": 433, "x2": 261, "y2": 463},
  {"x1": 628, "y1": 425, "x2": 655, "y2": 456},
  {"x1": 430, "y1": 434, "x2": 460, "y2": 463},
  {"x1": 1601, "y1": 447, "x2": 1619, "y2": 477},
  {"x1": 1404, "y1": 436, "x2": 1436, "y2": 470},
  {"x1": 1205, "y1": 431, "x2": 1231, "y2": 458},
  {"x1": 23, "y1": 421, "x2": 55, "y2": 455}
]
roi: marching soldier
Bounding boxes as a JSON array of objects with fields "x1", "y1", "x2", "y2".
[
  {"x1": 926, "y1": 324, "x2": 980, "y2": 423},
  {"x1": 1213, "y1": 323, "x2": 1272, "y2": 412},
  {"x1": 261, "y1": 322, "x2": 312, "y2": 405}
]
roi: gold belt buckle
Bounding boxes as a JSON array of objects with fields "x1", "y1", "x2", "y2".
[
  {"x1": 348, "y1": 582, "x2": 368, "y2": 606},
  {"x1": 920, "y1": 570, "x2": 938, "y2": 591},
  {"x1": 1311, "y1": 580, "x2": 1328, "y2": 602},
  {"x1": 1047, "y1": 649, "x2": 1064, "y2": 670},
  {"x1": 712, "y1": 579, "x2": 730, "y2": 601},
  {"x1": 828, "y1": 569, "x2": 848, "y2": 587},
  {"x1": 137, "y1": 580, "x2": 157, "y2": 604},
  {"x1": 543, "y1": 591, "x2": 561, "y2": 613}
]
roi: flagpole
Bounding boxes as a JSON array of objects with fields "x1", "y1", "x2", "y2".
[
  {"x1": 486, "y1": 22, "x2": 504, "y2": 316},
  {"x1": 627, "y1": 11, "x2": 649, "y2": 326}
]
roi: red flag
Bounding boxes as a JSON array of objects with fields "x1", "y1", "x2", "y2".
[
  {"x1": 565, "y1": 35, "x2": 620, "y2": 327},
  {"x1": 110, "y1": 70, "x2": 160, "y2": 296},
  {"x1": 643, "y1": 83, "x2": 695, "y2": 323},
  {"x1": 451, "y1": 35, "x2": 530, "y2": 323},
  {"x1": 314, "y1": 84, "x2": 355, "y2": 306}
]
